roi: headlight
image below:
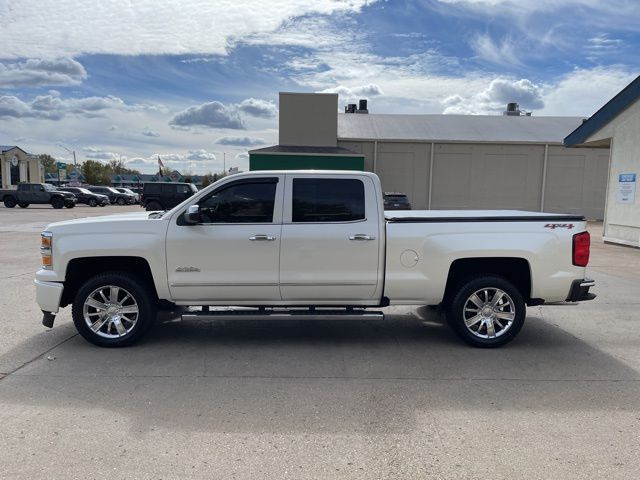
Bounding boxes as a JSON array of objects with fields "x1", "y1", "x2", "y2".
[{"x1": 41, "y1": 231, "x2": 53, "y2": 268}]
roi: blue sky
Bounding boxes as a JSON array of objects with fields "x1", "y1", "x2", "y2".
[{"x1": 1, "y1": 0, "x2": 638, "y2": 174}]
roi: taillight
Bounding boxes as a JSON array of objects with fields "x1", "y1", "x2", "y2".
[{"x1": 572, "y1": 231, "x2": 590, "y2": 267}]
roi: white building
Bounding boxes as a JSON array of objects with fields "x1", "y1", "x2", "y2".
[
  {"x1": 565, "y1": 74, "x2": 640, "y2": 247},
  {"x1": 251, "y1": 93, "x2": 610, "y2": 219}
]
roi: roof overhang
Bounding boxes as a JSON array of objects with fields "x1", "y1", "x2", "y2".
[{"x1": 249, "y1": 145, "x2": 363, "y2": 157}]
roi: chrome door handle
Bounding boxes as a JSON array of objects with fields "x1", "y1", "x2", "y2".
[
  {"x1": 349, "y1": 234, "x2": 376, "y2": 241},
  {"x1": 249, "y1": 235, "x2": 276, "y2": 241}
]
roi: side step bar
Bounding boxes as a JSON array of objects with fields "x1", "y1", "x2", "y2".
[{"x1": 181, "y1": 308, "x2": 385, "y2": 321}]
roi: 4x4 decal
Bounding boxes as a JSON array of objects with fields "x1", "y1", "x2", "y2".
[{"x1": 544, "y1": 223, "x2": 574, "y2": 229}]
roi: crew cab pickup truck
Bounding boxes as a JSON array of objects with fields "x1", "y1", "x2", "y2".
[
  {"x1": 1, "y1": 183, "x2": 77, "y2": 209},
  {"x1": 34, "y1": 171, "x2": 595, "y2": 348}
]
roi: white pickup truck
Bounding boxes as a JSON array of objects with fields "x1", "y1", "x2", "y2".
[{"x1": 35, "y1": 171, "x2": 595, "y2": 348}]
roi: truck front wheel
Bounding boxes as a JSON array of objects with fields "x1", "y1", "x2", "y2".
[
  {"x1": 18, "y1": 203, "x2": 29, "y2": 208},
  {"x1": 71, "y1": 272, "x2": 157, "y2": 347},
  {"x1": 51, "y1": 197, "x2": 64, "y2": 209},
  {"x1": 446, "y1": 275, "x2": 526, "y2": 348}
]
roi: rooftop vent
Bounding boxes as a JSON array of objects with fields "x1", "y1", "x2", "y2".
[
  {"x1": 345, "y1": 103, "x2": 357, "y2": 113},
  {"x1": 345, "y1": 99, "x2": 369, "y2": 114},
  {"x1": 503, "y1": 102, "x2": 532, "y2": 116}
]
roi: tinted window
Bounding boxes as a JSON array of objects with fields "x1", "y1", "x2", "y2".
[
  {"x1": 145, "y1": 184, "x2": 160, "y2": 193},
  {"x1": 199, "y1": 181, "x2": 277, "y2": 223},
  {"x1": 292, "y1": 179, "x2": 365, "y2": 222}
]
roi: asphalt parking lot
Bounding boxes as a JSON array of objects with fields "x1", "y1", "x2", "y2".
[{"x1": 1, "y1": 205, "x2": 639, "y2": 479}]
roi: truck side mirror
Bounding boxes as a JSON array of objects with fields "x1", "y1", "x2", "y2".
[{"x1": 184, "y1": 204, "x2": 201, "y2": 225}]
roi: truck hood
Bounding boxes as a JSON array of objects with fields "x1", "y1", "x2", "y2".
[{"x1": 46, "y1": 211, "x2": 158, "y2": 230}]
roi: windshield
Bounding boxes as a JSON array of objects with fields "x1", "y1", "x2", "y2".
[
  {"x1": 121, "y1": 188, "x2": 135, "y2": 194},
  {"x1": 78, "y1": 188, "x2": 92, "y2": 194},
  {"x1": 106, "y1": 187, "x2": 120, "y2": 193},
  {"x1": 43, "y1": 184, "x2": 57, "y2": 191}
]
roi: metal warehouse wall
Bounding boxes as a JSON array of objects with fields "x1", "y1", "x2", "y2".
[{"x1": 338, "y1": 140, "x2": 609, "y2": 219}]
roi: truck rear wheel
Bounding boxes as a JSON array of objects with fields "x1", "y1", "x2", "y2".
[
  {"x1": 446, "y1": 275, "x2": 525, "y2": 348},
  {"x1": 3, "y1": 197, "x2": 17, "y2": 208},
  {"x1": 71, "y1": 272, "x2": 157, "y2": 347},
  {"x1": 51, "y1": 197, "x2": 64, "y2": 209}
]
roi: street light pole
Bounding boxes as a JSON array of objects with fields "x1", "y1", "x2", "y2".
[{"x1": 59, "y1": 145, "x2": 77, "y2": 167}]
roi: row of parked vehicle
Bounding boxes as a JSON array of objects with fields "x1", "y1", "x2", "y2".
[
  {"x1": 60, "y1": 186, "x2": 140, "y2": 207},
  {"x1": 0, "y1": 183, "x2": 141, "y2": 209}
]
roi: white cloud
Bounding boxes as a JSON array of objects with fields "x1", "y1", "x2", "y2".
[
  {"x1": 539, "y1": 67, "x2": 637, "y2": 116},
  {"x1": 2, "y1": 1, "x2": 375, "y2": 59},
  {"x1": 319, "y1": 83, "x2": 383, "y2": 102},
  {"x1": 0, "y1": 92, "x2": 155, "y2": 120},
  {"x1": 237, "y1": 98, "x2": 278, "y2": 118},
  {"x1": 126, "y1": 157, "x2": 151, "y2": 166},
  {"x1": 185, "y1": 149, "x2": 217, "y2": 161},
  {"x1": 82, "y1": 147, "x2": 119, "y2": 160},
  {"x1": 0, "y1": 58, "x2": 87, "y2": 88},
  {"x1": 139, "y1": 128, "x2": 160, "y2": 137},
  {"x1": 169, "y1": 101, "x2": 245, "y2": 129},
  {"x1": 442, "y1": 77, "x2": 543, "y2": 114},
  {"x1": 439, "y1": 68, "x2": 637, "y2": 117},
  {"x1": 216, "y1": 136, "x2": 266, "y2": 147},
  {"x1": 470, "y1": 34, "x2": 522, "y2": 67}
]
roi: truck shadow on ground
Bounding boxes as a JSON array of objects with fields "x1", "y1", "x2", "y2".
[{"x1": 2, "y1": 309, "x2": 639, "y2": 436}]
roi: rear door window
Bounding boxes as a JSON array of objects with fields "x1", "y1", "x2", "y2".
[{"x1": 292, "y1": 178, "x2": 365, "y2": 222}]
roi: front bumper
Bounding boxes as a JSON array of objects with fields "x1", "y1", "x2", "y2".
[
  {"x1": 35, "y1": 279, "x2": 64, "y2": 313},
  {"x1": 566, "y1": 278, "x2": 596, "y2": 302}
]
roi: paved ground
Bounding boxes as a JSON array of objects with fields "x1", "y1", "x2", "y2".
[{"x1": 0, "y1": 206, "x2": 639, "y2": 479}]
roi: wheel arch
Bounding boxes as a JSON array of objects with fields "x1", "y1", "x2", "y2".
[
  {"x1": 443, "y1": 257, "x2": 532, "y2": 305},
  {"x1": 61, "y1": 256, "x2": 159, "y2": 308}
]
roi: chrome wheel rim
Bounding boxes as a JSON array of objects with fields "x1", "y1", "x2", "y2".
[
  {"x1": 83, "y1": 285, "x2": 139, "y2": 339},
  {"x1": 462, "y1": 287, "x2": 516, "y2": 339}
]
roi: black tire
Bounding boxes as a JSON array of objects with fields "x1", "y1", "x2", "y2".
[
  {"x1": 18, "y1": 203, "x2": 29, "y2": 208},
  {"x1": 116, "y1": 197, "x2": 125, "y2": 205},
  {"x1": 99, "y1": 203, "x2": 106, "y2": 207},
  {"x1": 51, "y1": 197, "x2": 64, "y2": 209},
  {"x1": 88, "y1": 198, "x2": 97, "y2": 207},
  {"x1": 71, "y1": 271, "x2": 157, "y2": 347},
  {"x1": 446, "y1": 275, "x2": 526, "y2": 348},
  {"x1": 65, "y1": 202, "x2": 75, "y2": 209},
  {"x1": 145, "y1": 200, "x2": 163, "y2": 211},
  {"x1": 3, "y1": 196, "x2": 17, "y2": 208}
]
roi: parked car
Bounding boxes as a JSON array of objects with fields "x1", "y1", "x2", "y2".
[
  {"x1": 58, "y1": 187, "x2": 109, "y2": 207},
  {"x1": 383, "y1": 192, "x2": 412, "y2": 210},
  {"x1": 85, "y1": 186, "x2": 133, "y2": 205},
  {"x1": 0, "y1": 183, "x2": 76, "y2": 209},
  {"x1": 141, "y1": 182, "x2": 198, "y2": 211},
  {"x1": 35, "y1": 171, "x2": 595, "y2": 348},
  {"x1": 113, "y1": 187, "x2": 140, "y2": 204}
]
